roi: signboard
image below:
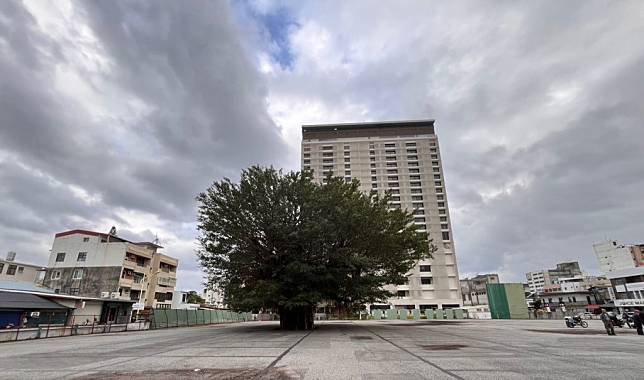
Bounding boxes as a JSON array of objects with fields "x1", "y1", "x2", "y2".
[
  {"x1": 132, "y1": 303, "x2": 145, "y2": 310},
  {"x1": 614, "y1": 299, "x2": 644, "y2": 307},
  {"x1": 30, "y1": 311, "x2": 40, "y2": 317}
]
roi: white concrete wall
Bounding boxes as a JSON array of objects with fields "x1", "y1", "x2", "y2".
[
  {"x1": 0, "y1": 260, "x2": 43, "y2": 283},
  {"x1": 594, "y1": 241, "x2": 635, "y2": 273},
  {"x1": 49, "y1": 234, "x2": 126, "y2": 268}
]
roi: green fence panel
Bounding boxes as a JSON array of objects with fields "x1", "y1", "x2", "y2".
[
  {"x1": 196, "y1": 310, "x2": 204, "y2": 324},
  {"x1": 399, "y1": 309, "x2": 409, "y2": 320},
  {"x1": 372, "y1": 310, "x2": 382, "y2": 320},
  {"x1": 412, "y1": 309, "x2": 421, "y2": 320},
  {"x1": 453, "y1": 309, "x2": 464, "y2": 319},
  {"x1": 487, "y1": 283, "x2": 510, "y2": 319},
  {"x1": 436, "y1": 309, "x2": 445, "y2": 319},
  {"x1": 447, "y1": 309, "x2": 455, "y2": 319},
  {"x1": 386, "y1": 309, "x2": 397, "y2": 320},
  {"x1": 425, "y1": 309, "x2": 435, "y2": 319},
  {"x1": 505, "y1": 283, "x2": 530, "y2": 319}
]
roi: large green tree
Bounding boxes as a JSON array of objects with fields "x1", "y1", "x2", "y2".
[{"x1": 197, "y1": 166, "x2": 432, "y2": 330}]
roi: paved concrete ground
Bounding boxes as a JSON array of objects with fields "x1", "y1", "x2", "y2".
[{"x1": 0, "y1": 319, "x2": 642, "y2": 379}]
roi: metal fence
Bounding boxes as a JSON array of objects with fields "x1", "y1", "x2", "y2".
[
  {"x1": 150, "y1": 309, "x2": 252, "y2": 329},
  {"x1": 0, "y1": 314, "x2": 150, "y2": 343}
]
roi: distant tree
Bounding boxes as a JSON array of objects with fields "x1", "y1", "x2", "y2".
[
  {"x1": 186, "y1": 291, "x2": 204, "y2": 304},
  {"x1": 197, "y1": 166, "x2": 431, "y2": 330}
]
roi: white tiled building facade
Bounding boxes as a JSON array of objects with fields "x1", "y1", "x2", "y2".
[{"x1": 301, "y1": 120, "x2": 462, "y2": 310}]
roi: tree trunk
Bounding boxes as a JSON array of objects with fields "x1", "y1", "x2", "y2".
[{"x1": 279, "y1": 305, "x2": 314, "y2": 330}]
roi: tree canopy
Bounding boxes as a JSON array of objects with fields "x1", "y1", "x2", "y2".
[{"x1": 197, "y1": 166, "x2": 432, "y2": 329}]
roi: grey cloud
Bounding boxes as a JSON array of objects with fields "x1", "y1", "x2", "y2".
[{"x1": 0, "y1": 0, "x2": 288, "y2": 288}]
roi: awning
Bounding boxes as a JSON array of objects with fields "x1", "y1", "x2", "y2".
[{"x1": 0, "y1": 291, "x2": 70, "y2": 310}]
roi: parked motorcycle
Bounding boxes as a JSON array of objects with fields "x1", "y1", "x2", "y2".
[
  {"x1": 564, "y1": 315, "x2": 588, "y2": 328},
  {"x1": 609, "y1": 313, "x2": 625, "y2": 328}
]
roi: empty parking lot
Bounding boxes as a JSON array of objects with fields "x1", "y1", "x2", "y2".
[{"x1": 0, "y1": 319, "x2": 642, "y2": 379}]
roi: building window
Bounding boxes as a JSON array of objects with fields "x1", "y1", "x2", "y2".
[
  {"x1": 6, "y1": 265, "x2": 17, "y2": 275},
  {"x1": 76, "y1": 252, "x2": 87, "y2": 262},
  {"x1": 409, "y1": 168, "x2": 420, "y2": 173},
  {"x1": 345, "y1": 177, "x2": 351, "y2": 183},
  {"x1": 303, "y1": 146, "x2": 311, "y2": 152},
  {"x1": 410, "y1": 181, "x2": 421, "y2": 187},
  {"x1": 345, "y1": 170, "x2": 351, "y2": 175},
  {"x1": 433, "y1": 167, "x2": 440, "y2": 172},
  {"x1": 344, "y1": 151, "x2": 350, "y2": 156},
  {"x1": 434, "y1": 181, "x2": 442, "y2": 186},
  {"x1": 391, "y1": 196, "x2": 401, "y2": 202},
  {"x1": 345, "y1": 164, "x2": 351, "y2": 169},
  {"x1": 397, "y1": 290, "x2": 408, "y2": 298},
  {"x1": 385, "y1": 149, "x2": 396, "y2": 154},
  {"x1": 407, "y1": 155, "x2": 418, "y2": 160},
  {"x1": 432, "y1": 161, "x2": 439, "y2": 166},
  {"x1": 421, "y1": 277, "x2": 433, "y2": 285},
  {"x1": 372, "y1": 183, "x2": 378, "y2": 189},
  {"x1": 303, "y1": 165, "x2": 310, "y2": 170},
  {"x1": 17, "y1": 266, "x2": 24, "y2": 274},
  {"x1": 385, "y1": 156, "x2": 396, "y2": 161},
  {"x1": 420, "y1": 265, "x2": 431, "y2": 272},
  {"x1": 434, "y1": 174, "x2": 441, "y2": 180},
  {"x1": 431, "y1": 154, "x2": 438, "y2": 159},
  {"x1": 384, "y1": 143, "x2": 396, "y2": 148},
  {"x1": 387, "y1": 176, "x2": 399, "y2": 181},
  {"x1": 72, "y1": 268, "x2": 84, "y2": 280},
  {"x1": 323, "y1": 165, "x2": 333, "y2": 170},
  {"x1": 303, "y1": 153, "x2": 311, "y2": 158},
  {"x1": 388, "y1": 182, "x2": 399, "y2": 188},
  {"x1": 412, "y1": 195, "x2": 423, "y2": 201},
  {"x1": 437, "y1": 195, "x2": 444, "y2": 200},
  {"x1": 389, "y1": 189, "x2": 400, "y2": 194},
  {"x1": 371, "y1": 170, "x2": 376, "y2": 174},
  {"x1": 345, "y1": 158, "x2": 351, "y2": 163},
  {"x1": 370, "y1": 163, "x2": 376, "y2": 168},
  {"x1": 322, "y1": 158, "x2": 333, "y2": 163},
  {"x1": 82, "y1": 237, "x2": 90, "y2": 242},
  {"x1": 406, "y1": 149, "x2": 417, "y2": 154},
  {"x1": 70, "y1": 288, "x2": 80, "y2": 295},
  {"x1": 303, "y1": 159, "x2": 310, "y2": 164},
  {"x1": 412, "y1": 202, "x2": 424, "y2": 208},
  {"x1": 56, "y1": 252, "x2": 66, "y2": 262},
  {"x1": 408, "y1": 162, "x2": 419, "y2": 167},
  {"x1": 371, "y1": 176, "x2": 377, "y2": 182},
  {"x1": 369, "y1": 150, "x2": 375, "y2": 156},
  {"x1": 387, "y1": 169, "x2": 398, "y2": 174},
  {"x1": 343, "y1": 145, "x2": 350, "y2": 150},
  {"x1": 390, "y1": 204, "x2": 401, "y2": 209},
  {"x1": 414, "y1": 217, "x2": 426, "y2": 223},
  {"x1": 51, "y1": 271, "x2": 61, "y2": 280},
  {"x1": 406, "y1": 142, "x2": 416, "y2": 147},
  {"x1": 440, "y1": 216, "x2": 447, "y2": 222},
  {"x1": 386, "y1": 162, "x2": 397, "y2": 167},
  {"x1": 322, "y1": 152, "x2": 333, "y2": 157},
  {"x1": 436, "y1": 187, "x2": 443, "y2": 193},
  {"x1": 0, "y1": 263, "x2": 3, "y2": 273},
  {"x1": 322, "y1": 146, "x2": 334, "y2": 151},
  {"x1": 442, "y1": 231, "x2": 450, "y2": 241},
  {"x1": 416, "y1": 224, "x2": 427, "y2": 231},
  {"x1": 410, "y1": 175, "x2": 421, "y2": 180},
  {"x1": 439, "y1": 209, "x2": 446, "y2": 215},
  {"x1": 430, "y1": 141, "x2": 436, "y2": 147},
  {"x1": 430, "y1": 148, "x2": 437, "y2": 153},
  {"x1": 370, "y1": 157, "x2": 376, "y2": 162},
  {"x1": 441, "y1": 224, "x2": 449, "y2": 230},
  {"x1": 438, "y1": 202, "x2": 445, "y2": 207},
  {"x1": 413, "y1": 209, "x2": 425, "y2": 215}
]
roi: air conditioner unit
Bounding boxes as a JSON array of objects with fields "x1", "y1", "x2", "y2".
[
  {"x1": 110, "y1": 292, "x2": 119, "y2": 299},
  {"x1": 101, "y1": 292, "x2": 110, "y2": 298}
]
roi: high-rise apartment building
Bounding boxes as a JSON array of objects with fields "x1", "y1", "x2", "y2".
[{"x1": 301, "y1": 120, "x2": 462, "y2": 310}]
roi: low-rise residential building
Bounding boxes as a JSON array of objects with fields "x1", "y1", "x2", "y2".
[
  {"x1": 460, "y1": 274, "x2": 500, "y2": 306},
  {"x1": 41, "y1": 229, "x2": 178, "y2": 309},
  {"x1": 147, "y1": 253, "x2": 178, "y2": 309},
  {"x1": 171, "y1": 291, "x2": 200, "y2": 310},
  {"x1": 0, "y1": 253, "x2": 45, "y2": 284}
]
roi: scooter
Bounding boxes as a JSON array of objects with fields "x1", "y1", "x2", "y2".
[
  {"x1": 609, "y1": 313, "x2": 625, "y2": 328},
  {"x1": 564, "y1": 315, "x2": 588, "y2": 328}
]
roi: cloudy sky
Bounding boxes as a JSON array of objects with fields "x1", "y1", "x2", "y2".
[{"x1": 2, "y1": 0, "x2": 644, "y2": 290}]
